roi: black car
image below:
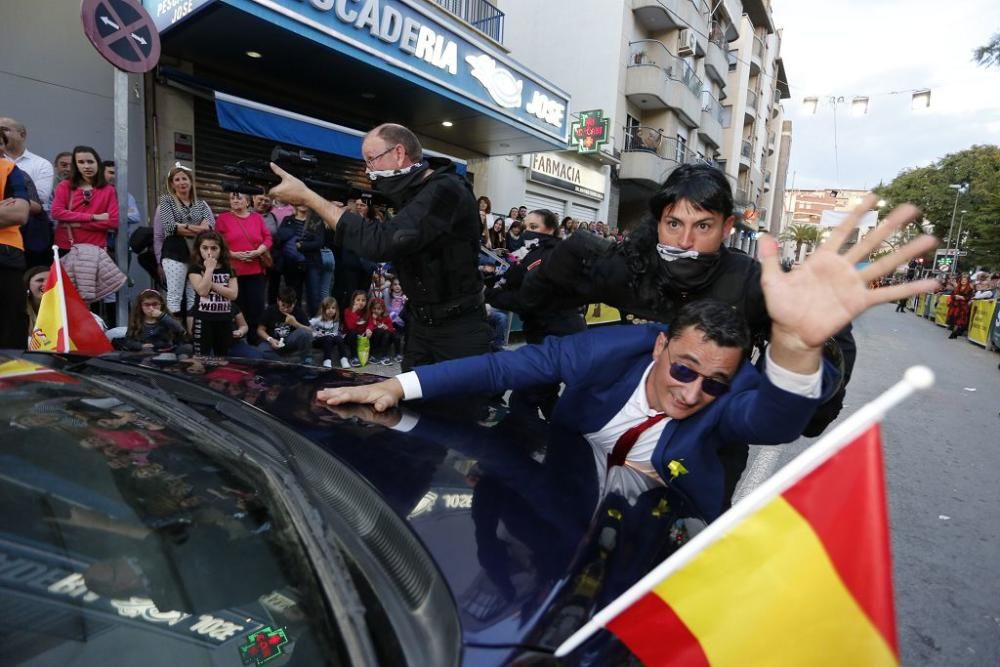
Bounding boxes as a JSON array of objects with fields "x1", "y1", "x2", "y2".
[{"x1": 0, "y1": 351, "x2": 706, "y2": 666}]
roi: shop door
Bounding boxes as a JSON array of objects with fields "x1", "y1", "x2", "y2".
[
  {"x1": 523, "y1": 191, "x2": 566, "y2": 217},
  {"x1": 193, "y1": 97, "x2": 367, "y2": 215},
  {"x1": 570, "y1": 203, "x2": 600, "y2": 223}
]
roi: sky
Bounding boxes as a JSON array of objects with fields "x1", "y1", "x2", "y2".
[{"x1": 772, "y1": 0, "x2": 1000, "y2": 191}]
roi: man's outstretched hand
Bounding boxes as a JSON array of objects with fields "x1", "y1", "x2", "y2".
[
  {"x1": 758, "y1": 194, "x2": 939, "y2": 352},
  {"x1": 317, "y1": 378, "x2": 405, "y2": 412},
  {"x1": 268, "y1": 163, "x2": 347, "y2": 227}
]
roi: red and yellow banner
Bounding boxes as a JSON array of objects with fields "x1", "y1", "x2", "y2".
[
  {"x1": 28, "y1": 261, "x2": 112, "y2": 354},
  {"x1": 604, "y1": 426, "x2": 898, "y2": 666}
]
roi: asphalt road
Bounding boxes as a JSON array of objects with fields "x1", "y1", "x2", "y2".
[{"x1": 736, "y1": 303, "x2": 1000, "y2": 666}]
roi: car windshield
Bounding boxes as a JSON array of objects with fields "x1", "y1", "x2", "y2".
[{"x1": 0, "y1": 363, "x2": 347, "y2": 666}]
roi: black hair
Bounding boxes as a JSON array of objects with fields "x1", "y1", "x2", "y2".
[
  {"x1": 70, "y1": 145, "x2": 108, "y2": 189},
  {"x1": 528, "y1": 209, "x2": 559, "y2": 232},
  {"x1": 668, "y1": 300, "x2": 751, "y2": 359},
  {"x1": 102, "y1": 160, "x2": 115, "y2": 168},
  {"x1": 616, "y1": 163, "x2": 735, "y2": 310},
  {"x1": 277, "y1": 286, "x2": 298, "y2": 305},
  {"x1": 648, "y1": 163, "x2": 734, "y2": 221}
]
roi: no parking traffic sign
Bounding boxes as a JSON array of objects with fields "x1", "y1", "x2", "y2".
[{"x1": 81, "y1": 0, "x2": 161, "y2": 73}]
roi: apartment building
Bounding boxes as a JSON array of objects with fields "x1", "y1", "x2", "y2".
[
  {"x1": 783, "y1": 188, "x2": 870, "y2": 226},
  {"x1": 471, "y1": 0, "x2": 791, "y2": 250}
]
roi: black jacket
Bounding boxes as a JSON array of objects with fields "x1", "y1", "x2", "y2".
[
  {"x1": 335, "y1": 159, "x2": 483, "y2": 307},
  {"x1": 486, "y1": 234, "x2": 586, "y2": 341}
]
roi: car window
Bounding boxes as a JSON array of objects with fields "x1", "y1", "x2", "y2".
[{"x1": 0, "y1": 377, "x2": 346, "y2": 666}]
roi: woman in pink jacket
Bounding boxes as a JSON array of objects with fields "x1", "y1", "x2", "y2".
[{"x1": 51, "y1": 146, "x2": 118, "y2": 252}]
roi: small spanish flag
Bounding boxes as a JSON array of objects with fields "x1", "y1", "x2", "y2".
[
  {"x1": 28, "y1": 253, "x2": 112, "y2": 354},
  {"x1": 556, "y1": 367, "x2": 936, "y2": 665}
]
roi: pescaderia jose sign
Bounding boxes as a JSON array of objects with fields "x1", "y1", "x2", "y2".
[{"x1": 144, "y1": 0, "x2": 570, "y2": 143}]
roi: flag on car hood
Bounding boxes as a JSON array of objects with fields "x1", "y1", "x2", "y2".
[
  {"x1": 555, "y1": 367, "x2": 935, "y2": 665},
  {"x1": 28, "y1": 256, "x2": 112, "y2": 354}
]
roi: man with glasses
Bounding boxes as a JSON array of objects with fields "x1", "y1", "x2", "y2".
[
  {"x1": 316, "y1": 205, "x2": 938, "y2": 520},
  {"x1": 268, "y1": 123, "x2": 491, "y2": 371}
]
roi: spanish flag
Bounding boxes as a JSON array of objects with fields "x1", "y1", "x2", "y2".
[
  {"x1": 28, "y1": 254, "x2": 112, "y2": 354},
  {"x1": 556, "y1": 368, "x2": 936, "y2": 666}
]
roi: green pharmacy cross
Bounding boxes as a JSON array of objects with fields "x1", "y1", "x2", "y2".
[
  {"x1": 569, "y1": 110, "x2": 610, "y2": 154},
  {"x1": 240, "y1": 626, "x2": 289, "y2": 665}
]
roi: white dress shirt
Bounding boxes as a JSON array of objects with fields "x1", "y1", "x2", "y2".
[{"x1": 12, "y1": 149, "x2": 54, "y2": 211}]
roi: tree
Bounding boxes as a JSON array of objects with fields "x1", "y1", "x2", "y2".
[
  {"x1": 973, "y1": 32, "x2": 1000, "y2": 68},
  {"x1": 779, "y1": 223, "x2": 822, "y2": 259},
  {"x1": 875, "y1": 145, "x2": 1000, "y2": 272}
]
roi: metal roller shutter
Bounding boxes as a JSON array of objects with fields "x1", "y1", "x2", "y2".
[
  {"x1": 193, "y1": 97, "x2": 369, "y2": 215},
  {"x1": 523, "y1": 191, "x2": 565, "y2": 217},
  {"x1": 570, "y1": 203, "x2": 599, "y2": 222}
]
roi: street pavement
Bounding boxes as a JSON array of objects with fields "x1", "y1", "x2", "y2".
[{"x1": 736, "y1": 303, "x2": 1000, "y2": 666}]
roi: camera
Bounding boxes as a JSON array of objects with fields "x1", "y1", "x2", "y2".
[{"x1": 221, "y1": 146, "x2": 374, "y2": 204}]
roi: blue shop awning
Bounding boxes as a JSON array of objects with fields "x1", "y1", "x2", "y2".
[{"x1": 214, "y1": 91, "x2": 466, "y2": 173}]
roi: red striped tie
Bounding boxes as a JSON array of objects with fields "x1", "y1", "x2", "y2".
[{"x1": 607, "y1": 413, "x2": 668, "y2": 468}]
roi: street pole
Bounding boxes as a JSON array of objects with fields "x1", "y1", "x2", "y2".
[
  {"x1": 951, "y1": 211, "x2": 966, "y2": 280},
  {"x1": 114, "y1": 69, "x2": 130, "y2": 327}
]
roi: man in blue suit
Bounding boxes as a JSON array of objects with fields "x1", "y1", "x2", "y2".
[{"x1": 319, "y1": 200, "x2": 938, "y2": 520}]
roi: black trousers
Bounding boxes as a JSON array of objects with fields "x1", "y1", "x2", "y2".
[
  {"x1": 402, "y1": 308, "x2": 493, "y2": 372},
  {"x1": 313, "y1": 335, "x2": 350, "y2": 361},
  {"x1": 236, "y1": 274, "x2": 267, "y2": 344},
  {"x1": 370, "y1": 328, "x2": 402, "y2": 357},
  {"x1": 0, "y1": 265, "x2": 27, "y2": 349},
  {"x1": 192, "y1": 316, "x2": 232, "y2": 357}
]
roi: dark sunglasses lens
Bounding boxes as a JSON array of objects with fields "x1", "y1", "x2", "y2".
[
  {"x1": 669, "y1": 363, "x2": 729, "y2": 397},
  {"x1": 701, "y1": 378, "x2": 730, "y2": 397},
  {"x1": 669, "y1": 363, "x2": 698, "y2": 383}
]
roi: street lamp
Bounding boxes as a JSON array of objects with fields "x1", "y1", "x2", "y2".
[
  {"x1": 952, "y1": 210, "x2": 968, "y2": 278},
  {"x1": 944, "y1": 183, "x2": 968, "y2": 263}
]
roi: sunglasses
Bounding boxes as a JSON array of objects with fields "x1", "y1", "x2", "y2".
[{"x1": 668, "y1": 362, "x2": 731, "y2": 397}]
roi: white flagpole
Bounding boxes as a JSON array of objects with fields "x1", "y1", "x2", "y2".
[
  {"x1": 51, "y1": 245, "x2": 71, "y2": 354},
  {"x1": 554, "y1": 365, "x2": 935, "y2": 658}
]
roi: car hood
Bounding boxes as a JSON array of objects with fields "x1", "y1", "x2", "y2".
[{"x1": 13, "y1": 352, "x2": 705, "y2": 658}]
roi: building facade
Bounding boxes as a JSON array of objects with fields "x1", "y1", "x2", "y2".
[
  {"x1": 141, "y1": 0, "x2": 571, "y2": 212},
  {"x1": 469, "y1": 0, "x2": 791, "y2": 254}
]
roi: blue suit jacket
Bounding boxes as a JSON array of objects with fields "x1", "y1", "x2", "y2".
[{"x1": 415, "y1": 324, "x2": 840, "y2": 520}]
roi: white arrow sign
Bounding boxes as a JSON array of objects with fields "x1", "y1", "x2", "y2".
[
  {"x1": 99, "y1": 15, "x2": 120, "y2": 30},
  {"x1": 131, "y1": 32, "x2": 147, "y2": 46}
]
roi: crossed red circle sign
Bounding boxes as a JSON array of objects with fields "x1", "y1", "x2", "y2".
[{"x1": 81, "y1": 0, "x2": 161, "y2": 73}]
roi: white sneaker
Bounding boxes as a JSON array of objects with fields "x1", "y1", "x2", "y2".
[
  {"x1": 340, "y1": 357, "x2": 351, "y2": 369},
  {"x1": 323, "y1": 359, "x2": 333, "y2": 368}
]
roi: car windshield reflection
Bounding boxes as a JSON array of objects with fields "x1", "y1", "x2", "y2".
[{"x1": 1, "y1": 374, "x2": 343, "y2": 666}]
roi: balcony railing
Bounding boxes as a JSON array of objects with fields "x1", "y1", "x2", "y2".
[
  {"x1": 701, "y1": 90, "x2": 723, "y2": 124},
  {"x1": 629, "y1": 39, "x2": 703, "y2": 97},
  {"x1": 709, "y1": 20, "x2": 727, "y2": 47},
  {"x1": 432, "y1": 0, "x2": 504, "y2": 43},
  {"x1": 752, "y1": 35, "x2": 765, "y2": 59},
  {"x1": 741, "y1": 139, "x2": 753, "y2": 159},
  {"x1": 622, "y1": 126, "x2": 702, "y2": 165},
  {"x1": 746, "y1": 88, "x2": 758, "y2": 111}
]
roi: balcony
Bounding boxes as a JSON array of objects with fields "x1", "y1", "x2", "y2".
[
  {"x1": 767, "y1": 132, "x2": 776, "y2": 154},
  {"x1": 705, "y1": 22, "x2": 729, "y2": 86},
  {"x1": 750, "y1": 35, "x2": 765, "y2": 73},
  {"x1": 735, "y1": 187, "x2": 750, "y2": 205},
  {"x1": 698, "y1": 90, "x2": 723, "y2": 148},
  {"x1": 432, "y1": 0, "x2": 504, "y2": 43},
  {"x1": 620, "y1": 126, "x2": 702, "y2": 189},
  {"x1": 739, "y1": 138, "x2": 753, "y2": 166},
  {"x1": 626, "y1": 40, "x2": 704, "y2": 126},
  {"x1": 632, "y1": 0, "x2": 709, "y2": 37},
  {"x1": 743, "y1": 87, "x2": 759, "y2": 124}
]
